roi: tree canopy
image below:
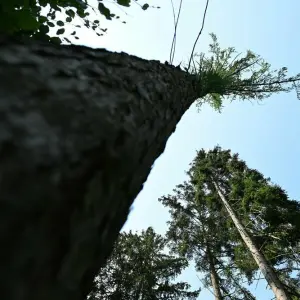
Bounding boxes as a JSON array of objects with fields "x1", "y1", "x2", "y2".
[
  {"x1": 188, "y1": 33, "x2": 300, "y2": 111},
  {"x1": 88, "y1": 227, "x2": 200, "y2": 300},
  {"x1": 159, "y1": 180, "x2": 256, "y2": 299},
  {"x1": 160, "y1": 146, "x2": 300, "y2": 299}
]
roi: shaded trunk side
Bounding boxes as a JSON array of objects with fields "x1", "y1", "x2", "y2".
[
  {"x1": 212, "y1": 180, "x2": 289, "y2": 300},
  {"x1": 0, "y1": 36, "x2": 203, "y2": 300},
  {"x1": 207, "y1": 244, "x2": 223, "y2": 300}
]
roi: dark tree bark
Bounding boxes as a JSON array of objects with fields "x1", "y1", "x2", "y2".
[{"x1": 0, "y1": 36, "x2": 203, "y2": 300}]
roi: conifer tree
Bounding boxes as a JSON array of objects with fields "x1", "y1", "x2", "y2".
[
  {"x1": 188, "y1": 146, "x2": 300, "y2": 299},
  {"x1": 160, "y1": 179, "x2": 255, "y2": 299},
  {"x1": 88, "y1": 227, "x2": 200, "y2": 300}
]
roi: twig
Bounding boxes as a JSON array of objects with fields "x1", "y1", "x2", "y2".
[
  {"x1": 169, "y1": 0, "x2": 183, "y2": 64},
  {"x1": 187, "y1": 0, "x2": 210, "y2": 72}
]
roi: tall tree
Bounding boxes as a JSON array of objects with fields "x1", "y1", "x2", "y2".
[
  {"x1": 88, "y1": 227, "x2": 200, "y2": 300},
  {"x1": 212, "y1": 181, "x2": 289, "y2": 300},
  {"x1": 189, "y1": 147, "x2": 300, "y2": 299},
  {"x1": 1, "y1": 31, "x2": 300, "y2": 300},
  {"x1": 159, "y1": 177, "x2": 255, "y2": 299}
]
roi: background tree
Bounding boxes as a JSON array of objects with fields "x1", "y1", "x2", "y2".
[
  {"x1": 88, "y1": 227, "x2": 200, "y2": 300},
  {"x1": 188, "y1": 146, "x2": 300, "y2": 299},
  {"x1": 159, "y1": 172, "x2": 256, "y2": 299}
]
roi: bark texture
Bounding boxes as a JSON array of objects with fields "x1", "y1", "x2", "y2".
[
  {"x1": 212, "y1": 180, "x2": 289, "y2": 300},
  {"x1": 0, "y1": 36, "x2": 202, "y2": 300}
]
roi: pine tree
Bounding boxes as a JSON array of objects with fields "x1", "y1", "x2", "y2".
[
  {"x1": 88, "y1": 227, "x2": 200, "y2": 300},
  {"x1": 159, "y1": 180, "x2": 255, "y2": 299},
  {"x1": 189, "y1": 146, "x2": 300, "y2": 299}
]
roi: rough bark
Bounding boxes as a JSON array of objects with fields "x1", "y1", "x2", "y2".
[
  {"x1": 212, "y1": 180, "x2": 290, "y2": 300},
  {"x1": 0, "y1": 36, "x2": 202, "y2": 300},
  {"x1": 207, "y1": 244, "x2": 223, "y2": 300}
]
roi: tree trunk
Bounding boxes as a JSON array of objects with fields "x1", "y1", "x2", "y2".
[
  {"x1": 0, "y1": 36, "x2": 203, "y2": 300},
  {"x1": 206, "y1": 244, "x2": 223, "y2": 300},
  {"x1": 212, "y1": 180, "x2": 290, "y2": 300}
]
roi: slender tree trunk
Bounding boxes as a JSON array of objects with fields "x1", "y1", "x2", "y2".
[
  {"x1": 212, "y1": 180, "x2": 290, "y2": 300},
  {"x1": 206, "y1": 244, "x2": 223, "y2": 300},
  {"x1": 134, "y1": 281, "x2": 143, "y2": 300},
  {"x1": 0, "y1": 36, "x2": 203, "y2": 300}
]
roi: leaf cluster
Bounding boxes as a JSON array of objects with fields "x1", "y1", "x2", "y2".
[
  {"x1": 185, "y1": 34, "x2": 300, "y2": 111},
  {"x1": 0, "y1": 0, "x2": 157, "y2": 44}
]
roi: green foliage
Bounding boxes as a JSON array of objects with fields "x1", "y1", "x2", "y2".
[
  {"x1": 159, "y1": 179, "x2": 255, "y2": 299},
  {"x1": 142, "y1": 3, "x2": 149, "y2": 10},
  {"x1": 186, "y1": 33, "x2": 300, "y2": 111},
  {"x1": 0, "y1": 0, "x2": 155, "y2": 44},
  {"x1": 117, "y1": 0, "x2": 130, "y2": 7},
  {"x1": 97, "y1": 3, "x2": 111, "y2": 20},
  {"x1": 88, "y1": 227, "x2": 200, "y2": 300},
  {"x1": 189, "y1": 146, "x2": 300, "y2": 297},
  {"x1": 159, "y1": 146, "x2": 300, "y2": 298}
]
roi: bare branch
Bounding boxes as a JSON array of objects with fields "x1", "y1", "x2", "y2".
[{"x1": 187, "y1": 0, "x2": 210, "y2": 72}]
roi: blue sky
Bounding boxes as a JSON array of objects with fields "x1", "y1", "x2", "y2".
[{"x1": 70, "y1": 0, "x2": 300, "y2": 298}]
